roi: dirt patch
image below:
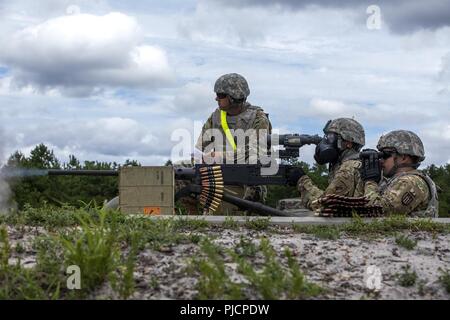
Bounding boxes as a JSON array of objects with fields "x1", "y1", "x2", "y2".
[{"x1": 4, "y1": 225, "x2": 450, "y2": 300}]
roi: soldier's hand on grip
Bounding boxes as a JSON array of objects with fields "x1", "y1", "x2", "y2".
[{"x1": 359, "y1": 148, "x2": 382, "y2": 183}]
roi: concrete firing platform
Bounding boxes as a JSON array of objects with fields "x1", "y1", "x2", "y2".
[{"x1": 145, "y1": 215, "x2": 450, "y2": 226}]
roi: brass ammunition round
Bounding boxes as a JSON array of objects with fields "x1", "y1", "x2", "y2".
[
  {"x1": 199, "y1": 165, "x2": 221, "y2": 171},
  {"x1": 200, "y1": 169, "x2": 222, "y2": 174},
  {"x1": 201, "y1": 173, "x2": 223, "y2": 179},
  {"x1": 200, "y1": 195, "x2": 219, "y2": 206},
  {"x1": 203, "y1": 198, "x2": 213, "y2": 203},
  {"x1": 202, "y1": 187, "x2": 224, "y2": 192},
  {"x1": 203, "y1": 170, "x2": 221, "y2": 175},
  {"x1": 202, "y1": 181, "x2": 223, "y2": 185},
  {"x1": 203, "y1": 176, "x2": 223, "y2": 181}
]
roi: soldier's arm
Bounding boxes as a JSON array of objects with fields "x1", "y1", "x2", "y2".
[
  {"x1": 195, "y1": 114, "x2": 214, "y2": 152},
  {"x1": 364, "y1": 176, "x2": 429, "y2": 216},
  {"x1": 235, "y1": 110, "x2": 272, "y2": 163},
  {"x1": 253, "y1": 110, "x2": 272, "y2": 132},
  {"x1": 297, "y1": 175, "x2": 324, "y2": 210},
  {"x1": 243, "y1": 110, "x2": 272, "y2": 163},
  {"x1": 324, "y1": 160, "x2": 360, "y2": 197}
]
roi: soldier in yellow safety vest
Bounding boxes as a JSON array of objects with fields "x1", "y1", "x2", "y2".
[{"x1": 194, "y1": 73, "x2": 272, "y2": 214}]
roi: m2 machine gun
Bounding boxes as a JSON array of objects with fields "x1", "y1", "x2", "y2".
[{"x1": 45, "y1": 134, "x2": 321, "y2": 216}]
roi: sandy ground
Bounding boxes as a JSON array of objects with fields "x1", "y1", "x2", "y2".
[{"x1": 4, "y1": 225, "x2": 450, "y2": 300}]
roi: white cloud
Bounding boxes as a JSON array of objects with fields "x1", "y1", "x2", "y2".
[
  {"x1": 172, "y1": 82, "x2": 214, "y2": 117},
  {"x1": 1, "y1": 12, "x2": 175, "y2": 96},
  {"x1": 420, "y1": 123, "x2": 450, "y2": 165},
  {"x1": 7, "y1": 115, "x2": 200, "y2": 163},
  {"x1": 1, "y1": 1, "x2": 449, "y2": 167},
  {"x1": 439, "y1": 52, "x2": 450, "y2": 92},
  {"x1": 296, "y1": 98, "x2": 439, "y2": 127}
]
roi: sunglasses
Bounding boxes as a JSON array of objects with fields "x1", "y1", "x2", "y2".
[
  {"x1": 381, "y1": 150, "x2": 396, "y2": 160},
  {"x1": 216, "y1": 93, "x2": 228, "y2": 99}
]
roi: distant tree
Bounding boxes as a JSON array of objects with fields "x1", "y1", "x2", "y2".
[
  {"x1": 28, "y1": 143, "x2": 60, "y2": 169},
  {"x1": 123, "y1": 159, "x2": 141, "y2": 167},
  {"x1": 2, "y1": 144, "x2": 142, "y2": 209},
  {"x1": 423, "y1": 164, "x2": 450, "y2": 217}
]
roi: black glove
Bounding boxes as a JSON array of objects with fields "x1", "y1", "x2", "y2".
[
  {"x1": 287, "y1": 167, "x2": 306, "y2": 186},
  {"x1": 359, "y1": 149, "x2": 382, "y2": 183}
]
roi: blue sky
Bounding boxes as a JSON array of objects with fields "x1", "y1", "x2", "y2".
[{"x1": 0, "y1": 0, "x2": 449, "y2": 167}]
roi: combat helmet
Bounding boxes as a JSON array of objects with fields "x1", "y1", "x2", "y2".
[
  {"x1": 324, "y1": 118, "x2": 365, "y2": 147},
  {"x1": 377, "y1": 130, "x2": 425, "y2": 162},
  {"x1": 214, "y1": 73, "x2": 250, "y2": 100}
]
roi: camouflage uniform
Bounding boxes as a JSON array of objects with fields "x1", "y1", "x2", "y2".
[
  {"x1": 195, "y1": 73, "x2": 272, "y2": 214},
  {"x1": 297, "y1": 118, "x2": 365, "y2": 211},
  {"x1": 363, "y1": 130, "x2": 438, "y2": 217},
  {"x1": 298, "y1": 149, "x2": 364, "y2": 211},
  {"x1": 195, "y1": 102, "x2": 272, "y2": 162}
]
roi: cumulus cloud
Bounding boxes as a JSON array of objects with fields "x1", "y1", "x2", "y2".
[
  {"x1": 172, "y1": 82, "x2": 214, "y2": 117},
  {"x1": 440, "y1": 53, "x2": 450, "y2": 80},
  {"x1": 13, "y1": 116, "x2": 200, "y2": 161},
  {"x1": 1, "y1": 12, "x2": 175, "y2": 96},
  {"x1": 177, "y1": 2, "x2": 270, "y2": 46},
  {"x1": 210, "y1": 0, "x2": 450, "y2": 34},
  {"x1": 419, "y1": 123, "x2": 450, "y2": 165},
  {"x1": 298, "y1": 98, "x2": 438, "y2": 127}
]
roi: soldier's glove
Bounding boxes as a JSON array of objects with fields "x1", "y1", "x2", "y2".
[
  {"x1": 359, "y1": 149, "x2": 382, "y2": 183},
  {"x1": 287, "y1": 167, "x2": 306, "y2": 186}
]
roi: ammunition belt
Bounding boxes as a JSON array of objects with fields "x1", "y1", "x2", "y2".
[
  {"x1": 199, "y1": 165, "x2": 224, "y2": 214},
  {"x1": 314, "y1": 194, "x2": 383, "y2": 217}
]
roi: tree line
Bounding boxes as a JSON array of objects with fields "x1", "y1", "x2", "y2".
[{"x1": 2, "y1": 144, "x2": 449, "y2": 217}]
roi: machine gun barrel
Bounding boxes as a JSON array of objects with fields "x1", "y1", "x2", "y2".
[
  {"x1": 221, "y1": 193, "x2": 304, "y2": 217},
  {"x1": 47, "y1": 169, "x2": 118, "y2": 176}
]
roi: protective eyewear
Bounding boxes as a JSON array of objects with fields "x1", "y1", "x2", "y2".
[
  {"x1": 216, "y1": 93, "x2": 228, "y2": 99},
  {"x1": 381, "y1": 150, "x2": 396, "y2": 160}
]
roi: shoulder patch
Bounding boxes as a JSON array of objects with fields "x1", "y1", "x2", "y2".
[{"x1": 401, "y1": 191, "x2": 415, "y2": 206}]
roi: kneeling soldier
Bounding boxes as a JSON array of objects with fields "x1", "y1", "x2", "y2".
[{"x1": 360, "y1": 130, "x2": 438, "y2": 217}]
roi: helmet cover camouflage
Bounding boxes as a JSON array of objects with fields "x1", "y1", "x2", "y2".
[
  {"x1": 324, "y1": 118, "x2": 365, "y2": 146},
  {"x1": 214, "y1": 73, "x2": 250, "y2": 100},
  {"x1": 377, "y1": 130, "x2": 425, "y2": 162}
]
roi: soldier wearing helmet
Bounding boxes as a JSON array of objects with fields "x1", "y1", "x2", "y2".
[
  {"x1": 192, "y1": 73, "x2": 272, "y2": 213},
  {"x1": 360, "y1": 130, "x2": 438, "y2": 217},
  {"x1": 196, "y1": 73, "x2": 271, "y2": 156},
  {"x1": 294, "y1": 118, "x2": 366, "y2": 211}
]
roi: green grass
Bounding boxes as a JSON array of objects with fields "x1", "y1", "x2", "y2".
[
  {"x1": 189, "y1": 238, "x2": 244, "y2": 300},
  {"x1": 397, "y1": 265, "x2": 418, "y2": 287},
  {"x1": 292, "y1": 215, "x2": 450, "y2": 239},
  {"x1": 0, "y1": 226, "x2": 61, "y2": 299},
  {"x1": 438, "y1": 269, "x2": 450, "y2": 293},
  {"x1": 190, "y1": 237, "x2": 323, "y2": 300},
  {"x1": 59, "y1": 209, "x2": 121, "y2": 296},
  {"x1": 293, "y1": 224, "x2": 341, "y2": 240},
  {"x1": 395, "y1": 234, "x2": 418, "y2": 250},
  {"x1": 244, "y1": 217, "x2": 271, "y2": 231},
  {"x1": 232, "y1": 238, "x2": 323, "y2": 299},
  {"x1": 222, "y1": 216, "x2": 239, "y2": 230},
  {"x1": 234, "y1": 236, "x2": 258, "y2": 257},
  {"x1": 1, "y1": 205, "x2": 226, "y2": 299},
  {"x1": 1, "y1": 206, "x2": 449, "y2": 299}
]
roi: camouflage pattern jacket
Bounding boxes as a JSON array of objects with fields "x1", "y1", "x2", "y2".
[
  {"x1": 194, "y1": 102, "x2": 272, "y2": 204},
  {"x1": 297, "y1": 149, "x2": 364, "y2": 211},
  {"x1": 195, "y1": 102, "x2": 272, "y2": 163},
  {"x1": 364, "y1": 170, "x2": 439, "y2": 217}
]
